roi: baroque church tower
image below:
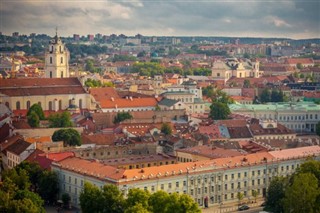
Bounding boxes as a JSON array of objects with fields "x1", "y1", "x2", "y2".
[{"x1": 45, "y1": 30, "x2": 70, "y2": 78}]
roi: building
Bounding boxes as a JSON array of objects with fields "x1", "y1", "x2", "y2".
[
  {"x1": 52, "y1": 145, "x2": 320, "y2": 208},
  {"x1": 211, "y1": 58, "x2": 261, "y2": 82},
  {"x1": 162, "y1": 81, "x2": 206, "y2": 114},
  {"x1": 45, "y1": 32, "x2": 70, "y2": 78},
  {"x1": 230, "y1": 102, "x2": 320, "y2": 133},
  {"x1": 0, "y1": 78, "x2": 94, "y2": 112},
  {"x1": 2, "y1": 138, "x2": 36, "y2": 169}
]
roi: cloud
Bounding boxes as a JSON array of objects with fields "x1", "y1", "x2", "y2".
[{"x1": 0, "y1": 0, "x2": 319, "y2": 39}]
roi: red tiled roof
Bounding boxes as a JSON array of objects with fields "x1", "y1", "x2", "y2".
[
  {"x1": 176, "y1": 145, "x2": 243, "y2": 159},
  {"x1": 100, "y1": 97, "x2": 158, "y2": 109},
  {"x1": 284, "y1": 58, "x2": 314, "y2": 65},
  {"x1": 89, "y1": 87, "x2": 120, "y2": 102}
]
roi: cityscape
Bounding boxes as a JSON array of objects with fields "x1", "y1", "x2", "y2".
[{"x1": 0, "y1": 0, "x2": 320, "y2": 213}]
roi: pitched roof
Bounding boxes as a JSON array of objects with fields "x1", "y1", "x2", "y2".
[
  {"x1": 158, "y1": 98, "x2": 179, "y2": 107},
  {"x1": 176, "y1": 145, "x2": 243, "y2": 159},
  {"x1": 99, "y1": 97, "x2": 158, "y2": 109},
  {"x1": 0, "y1": 78, "x2": 86, "y2": 96},
  {"x1": 89, "y1": 87, "x2": 120, "y2": 102},
  {"x1": 284, "y1": 58, "x2": 314, "y2": 65},
  {"x1": 5, "y1": 139, "x2": 32, "y2": 155}
]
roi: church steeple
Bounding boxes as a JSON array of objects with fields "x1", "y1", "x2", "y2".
[{"x1": 44, "y1": 29, "x2": 70, "y2": 78}]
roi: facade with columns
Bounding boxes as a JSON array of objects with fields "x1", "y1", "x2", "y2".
[{"x1": 44, "y1": 32, "x2": 70, "y2": 78}]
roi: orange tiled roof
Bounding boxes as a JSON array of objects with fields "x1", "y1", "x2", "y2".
[
  {"x1": 89, "y1": 87, "x2": 120, "y2": 102},
  {"x1": 25, "y1": 136, "x2": 52, "y2": 143},
  {"x1": 284, "y1": 58, "x2": 314, "y2": 65},
  {"x1": 99, "y1": 97, "x2": 158, "y2": 109}
]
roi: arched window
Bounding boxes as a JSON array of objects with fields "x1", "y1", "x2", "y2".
[
  {"x1": 16, "y1": 101, "x2": 20, "y2": 110},
  {"x1": 79, "y1": 99, "x2": 83, "y2": 109},
  {"x1": 61, "y1": 71, "x2": 64, "y2": 78},
  {"x1": 48, "y1": 101, "x2": 52, "y2": 111},
  {"x1": 50, "y1": 57, "x2": 52, "y2": 64},
  {"x1": 59, "y1": 100, "x2": 62, "y2": 110},
  {"x1": 26, "y1": 101, "x2": 31, "y2": 110},
  {"x1": 61, "y1": 57, "x2": 63, "y2": 64},
  {"x1": 50, "y1": 71, "x2": 52, "y2": 78}
]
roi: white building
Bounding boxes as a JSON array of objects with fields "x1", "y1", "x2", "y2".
[
  {"x1": 211, "y1": 58, "x2": 262, "y2": 82},
  {"x1": 230, "y1": 102, "x2": 320, "y2": 133},
  {"x1": 162, "y1": 81, "x2": 206, "y2": 114},
  {"x1": 52, "y1": 146, "x2": 320, "y2": 208},
  {"x1": 45, "y1": 31, "x2": 70, "y2": 78}
]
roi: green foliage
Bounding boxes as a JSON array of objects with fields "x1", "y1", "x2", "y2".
[
  {"x1": 38, "y1": 170, "x2": 59, "y2": 203},
  {"x1": 209, "y1": 102, "x2": 231, "y2": 120},
  {"x1": 132, "y1": 62, "x2": 165, "y2": 77},
  {"x1": 252, "y1": 190, "x2": 258, "y2": 202},
  {"x1": 265, "y1": 176, "x2": 287, "y2": 213},
  {"x1": 260, "y1": 88, "x2": 271, "y2": 103},
  {"x1": 237, "y1": 192, "x2": 244, "y2": 205},
  {"x1": 271, "y1": 89, "x2": 285, "y2": 102},
  {"x1": 0, "y1": 167, "x2": 45, "y2": 213},
  {"x1": 113, "y1": 112, "x2": 133, "y2": 124},
  {"x1": 283, "y1": 173, "x2": 319, "y2": 213},
  {"x1": 85, "y1": 59, "x2": 102, "y2": 73},
  {"x1": 79, "y1": 182, "x2": 200, "y2": 213},
  {"x1": 316, "y1": 122, "x2": 320, "y2": 136},
  {"x1": 52, "y1": 128, "x2": 81, "y2": 146},
  {"x1": 27, "y1": 111, "x2": 40, "y2": 127},
  {"x1": 126, "y1": 188, "x2": 150, "y2": 210},
  {"x1": 296, "y1": 63, "x2": 303, "y2": 69},
  {"x1": 66, "y1": 44, "x2": 108, "y2": 59},
  {"x1": 113, "y1": 54, "x2": 137, "y2": 62},
  {"x1": 85, "y1": 78, "x2": 103, "y2": 87},
  {"x1": 48, "y1": 111, "x2": 72, "y2": 127},
  {"x1": 202, "y1": 86, "x2": 234, "y2": 104},
  {"x1": 61, "y1": 193, "x2": 71, "y2": 207},
  {"x1": 27, "y1": 104, "x2": 45, "y2": 120},
  {"x1": 243, "y1": 79, "x2": 251, "y2": 88},
  {"x1": 161, "y1": 123, "x2": 172, "y2": 135}
]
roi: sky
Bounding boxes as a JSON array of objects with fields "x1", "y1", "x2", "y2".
[{"x1": 1, "y1": 0, "x2": 320, "y2": 39}]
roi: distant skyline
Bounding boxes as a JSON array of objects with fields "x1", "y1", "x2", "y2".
[{"x1": 1, "y1": 0, "x2": 320, "y2": 39}]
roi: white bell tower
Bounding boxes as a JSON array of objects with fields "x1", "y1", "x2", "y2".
[{"x1": 45, "y1": 28, "x2": 70, "y2": 78}]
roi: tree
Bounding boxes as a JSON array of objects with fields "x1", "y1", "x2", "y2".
[
  {"x1": 48, "y1": 112, "x2": 72, "y2": 127},
  {"x1": 126, "y1": 188, "x2": 150, "y2": 210},
  {"x1": 173, "y1": 193, "x2": 201, "y2": 213},
  {"x1": 61, "y1": 193, "x2": 71, "y2": 208},
  {"x1": 27, "y1": 111, "x2": 40, "y2": 127},
  {"x1": 265, "y1": 177, "x2": 287, "y2": 213},
  {"x1": 252, "y1": 190, "x2": 258, "y2": 203},
  {"x1": 38, "y1": 170, "x2": 59, "y2": 204},
  {"x1": 148, "y1": 191, "x2": 170, "y2": 213},
  {"x1": 297, "y1": 63, "x2": 303, "y2": 69},
  {"x1": 260, "y1": 88, "x2": 271, "y2": 103},
  {"x1": 237, "y1": 192, "x2": 244, "y2": 206},
  {"x1": 80, "y1": 182, "x2": 104, "y2": 213},
  {"x1": 316, "y1": 121, "x2": 320, "y2": 136},
  {"x1": 125, "y1": 203, "x2": 150, "y2": 213},
  {"x1": 101, "y1": 184, "x2": 125, "y2": 213},
  {"x1": 27, "y1": 103, "x2": 45, "y2": 120},
  {"x1": 283, "y1": 173, "x2": 319, "y2": 213},
  {"x1": 243, "y1": 79, "x2": 251, "y2": 88},
  {"x1": 113, "y1": 112, "x2": 133, "y2": 124},
  {"x1": 52, "y1": 128, "x2": 81, "y2": 146},
  {"x1": 161, "y1": 123, "x2": 172, "y2": 135},
  {"x1": 209, "y1": 102, "x2": 231, "y2": 120}
]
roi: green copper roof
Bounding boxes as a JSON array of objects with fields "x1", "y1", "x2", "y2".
[{"x1": 230, "y1": 102, "x2": 320, "y2": 112}]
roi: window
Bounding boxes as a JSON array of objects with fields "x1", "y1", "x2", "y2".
[
  {"x1": 197, "y1": 188, "x2": 200, "y2": 194},
  {"x1": 50, "y1": 57, "x2": 52, "y2": 64},
  {"x1": 252, "y1": 171, "x2": 255, "y2": 176},
  {"x1": 252, "y1": 180, "x2": 255, "y2": 186},
  {"x1": 231, "y1": 183, "x2": 234, "y2": 189},
  {"x1": 231, "y1": 174, "x2": 234, "y2": 179},
  {"x1": 61, "y1": 57, "x2": 63, "y2": 64},
  {"x1": 225, "y1": 175, "x2": 228, "y2": 180},
  {"x1": 244, "y1": 181, "x2": 247, "y2": 187},
  {"x1": 26, "y1": 101, "x2": 31, "y2": 110},
  {"x1": 151, "y1": 186, "x2": 155, "y2": 191},
  {"x1": 191, "y1": 189, "x2": 194, "y2": 195},
  {"x1": 144, "y1": 187, "x2": 147, "y2": 191},
  {"x1": 75, "y1": 178, "x2": 77, "y2": 185},
  {"x1": 69, "y1": 176, "x2": 71, "y2": 183},
  {"x1": 61, "y1": 71, "x2": 64, "y2": 78},
  {"x1": 204, "y1": 187, "x2": 207, "y2": 193},
  {"x1": 50, "y1": 71, "x2": 52, "y2": 78},
  {"x1": 48, "y1": 101, "x2": 54, "y2": 111},
  {"x1": 238, "y1": 173, "x2": 241, "y2": 178},
  {"x1": 59, "y1": 100, "x2": 62, "y2": 110},
  {"x1": 183, "y1": 181, "x2": 186, "y2": 186},
  {"x1": 161, "y1": 184, "x2": 164, "y2": 190},
  {"x1": 79, "y1": 99, "x2": 83, "y2": 109},
  {"x1": 168, "y1": 183, "x2": 172, "y2": 189},
  {"x1": 258, "y1": 170, "x2": 260, "y2": 176},
  {"x1": 16, "y1": 101, "x2": 20, "y2": 110},
  {"x1": 244, "y1": 172, "x2": 247, "y2": 177},
  {"x1": 224, "y1": 194, "x2": 227, "y2": 200},
  {"x1": 211, "y1": 186, "x2": 214, "y2": 192},
  {"x1": 176, "y1": 182, "x2": 179, "y2": 187},
  {"x1": 224, "y1": 184, "x2": 228, "y2": 190}
]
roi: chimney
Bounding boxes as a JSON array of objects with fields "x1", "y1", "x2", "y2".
[
  {"x1": 129, "y1": 96, "x2": 133, "y2": 101},
  {"x1": 111, "y1": 97, "x2": 114, "y2": 101}
]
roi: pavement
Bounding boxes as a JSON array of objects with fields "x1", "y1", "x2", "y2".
[{"x1": 202, "y1": 199, "x2": 265, "y2": 213}]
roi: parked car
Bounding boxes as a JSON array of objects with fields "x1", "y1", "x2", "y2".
[{"x1": 238, "y1": 205, "x2": 250, "y2": 211}]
